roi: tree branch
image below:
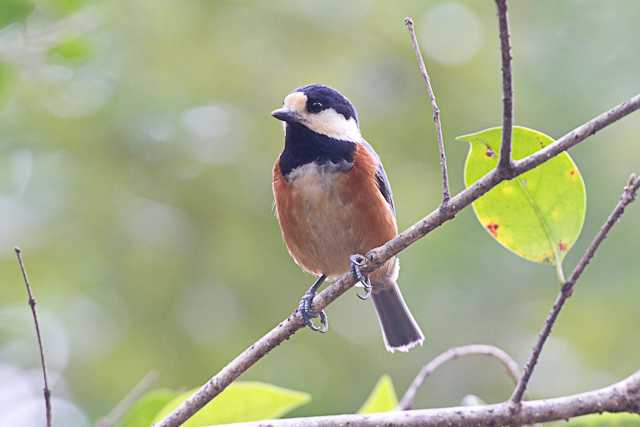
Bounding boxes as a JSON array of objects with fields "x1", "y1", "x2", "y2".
[
  {"x1": 399, "y1": 344, "x2": 520, "y2": 410},
  {"x1": 510, "y1": 174, "x2": 640, "y2": 404},
  {"x1": 404, "y1": 16, "x2": 451, "y2": 204},
  {"x1": 154, "y1": 92, "x2": 640, "y2": 427},
  {"x1": 495, "y1": 0, "x2": 514, "y2": 173},
  {"x1": 216, "y1": 370, "x2": 640, "y2": 427},
  {"x1": 365, "y1": 93, "x2": 640, "y2": 266},
  {"x1": 14, "y1": 247, "x2": 52, "y2": 427}
]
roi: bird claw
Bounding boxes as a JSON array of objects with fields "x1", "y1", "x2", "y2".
[
  {"x1": 297, "y1": 275, "x2": 329, "y2": 333},
  {"x1": 350, "y1": 254, "x2": 372, "y2": 300},
  {"x1": 298, "y1": 292, "x2": 329, "y2": 333}
]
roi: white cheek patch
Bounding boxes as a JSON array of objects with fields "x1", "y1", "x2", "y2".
[
  {"x1": 281, "y1": 91, "x2": 361, "y2": 142},
  {"x1": 304, "y1": 108, "x2": 361, "y2": 142}
]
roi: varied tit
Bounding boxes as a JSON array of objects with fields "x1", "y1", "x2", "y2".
[{"x1": 271, "y1": 84, "x2": 425, "y2": 352}]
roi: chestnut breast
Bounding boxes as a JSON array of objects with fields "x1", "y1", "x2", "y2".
[{"x1": 273, "y1": 144, "x2": 398, "y2": 278}]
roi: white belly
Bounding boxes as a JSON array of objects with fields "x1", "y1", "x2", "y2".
[{"x1": 287, "y1": 161, "x2": 361, "y2": 275}]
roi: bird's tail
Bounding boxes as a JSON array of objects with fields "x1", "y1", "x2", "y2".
[{"x1": 371, "y1": 282, "x2": 425, "y2": 352}]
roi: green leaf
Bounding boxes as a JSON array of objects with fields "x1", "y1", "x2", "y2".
[
  {"x1": 152, "y1": 382, "x2": 310, "y2": 426},
  {"x1": 0, "y1": 0, "x2": 33, "y2": 28},
  {"x1": 358, "y1": 375, "x2": 398, "y2": 414},
  {"x1": 564, "y1": 412, "x2": 640, "y2": 426},
  {"x1": 48, "y1": 37, "x2": 92, "y2": 63},
  {"x1": 121, "y1": 389, "x2": 179, "y2": 427},
  {"x1": 456, "y1": 126, "x2": 586, "y2": 273}
]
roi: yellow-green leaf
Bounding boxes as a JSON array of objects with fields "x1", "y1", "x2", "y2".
[
  {"x1": 152, "y1": 382, "x2": 310, "y2": 427},
  {"x1": 358, "y1": 375, "x2": 398, "y2": 414},
  {"x1": 564, "y1": 412, "x2": 640, "y2": 426},
  {"x1": 456, "y1": 126, "x2": 586, "y2": 270},
  {"x1": 121, "y1": 389, "x2": 178, "y2": 427}
]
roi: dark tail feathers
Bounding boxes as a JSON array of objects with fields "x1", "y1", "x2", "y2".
[{"x1": 371, "y1": 284, "x2": 425, "y2": 352}]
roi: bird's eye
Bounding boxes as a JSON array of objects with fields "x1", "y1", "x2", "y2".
[{"x1": 309, "y1": 101, "x2": 324, "y2": 113}]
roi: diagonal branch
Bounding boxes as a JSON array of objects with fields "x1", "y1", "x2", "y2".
[
  {"x1": 510, "y1": 174, "x2": 640, "y2": 404},
  {"x1": 399, "y1": 344, "x2": 520, "y2": 410},
  {"x1": 366, "y1": 93, "x2": 640, "y2": 265},
  {"x1": 495, "y1": 0, "x2": 514, "y2": 172},
  {"x1": 404, "y1": 16, "x2": 451, "y2": 204},
  {"x1": 15, "y1": 247, "x2": 52, "y2": 427},
  {"x1": 215, "y1": 370, "x2": 640, "y2": 427},
  {"x1": 154, "y1": 92, "x2": 640, "y2": 427}
]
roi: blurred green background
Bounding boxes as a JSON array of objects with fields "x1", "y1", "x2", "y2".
[{"x1": 1, "y1": 0, "x2": 639, "y2": 425}]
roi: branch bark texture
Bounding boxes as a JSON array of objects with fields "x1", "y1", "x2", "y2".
[
  {"x1": 399, "y1": 344, "x2": 520, "y2": 410},
  {"x1": 15, "y1": 247, "x2": 52, "y2": 427},
  {"x1": 217, "y1": 370, "x2": 640, "y2": 427},
  {"x1": 495, "y1": 0, "x2": 514, "y2": 171},
  {"x1": 155, "y1": 91, "x2": 640, "y2": 427},
  {"x1": 154, "y1": 6, "x2": 640, "y2": 424},
  {"x1": 404, "y1": 16, "x2": 451, "y2": 204},
  {"x1": 510, "y1": 174, "x2": 640, "y2": 404}
]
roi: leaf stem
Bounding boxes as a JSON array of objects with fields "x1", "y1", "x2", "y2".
[
  {"x1": 510, "y1": 174, "x2": 640, "y2": 404},
  {"x1": 554, "y1": 257, "x2": 566, "y2": 284}
]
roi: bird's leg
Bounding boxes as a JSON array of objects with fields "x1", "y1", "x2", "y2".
[
  {"x1": 298, "y1": 274, "x2": 329, "y2": 333},
  {"x1": 350, "y1": 254, "x2": 372, "y2": 300}
]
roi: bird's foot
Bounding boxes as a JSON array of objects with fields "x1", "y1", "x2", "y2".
[
  {"x1": 350, "y1": 254, "x2": 372, "y2": 300},
  {"x1": 297, "y1": 275, "x2": 328, "y2": 333}
]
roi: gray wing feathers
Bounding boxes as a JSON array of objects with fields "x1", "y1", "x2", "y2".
[{"x1": 360, "y1": 140, "x2": 396, "y2": 215}]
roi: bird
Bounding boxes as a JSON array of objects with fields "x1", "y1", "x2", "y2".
[{"x1": 270, "y1": 84, "x2": 425, "y2": 352}]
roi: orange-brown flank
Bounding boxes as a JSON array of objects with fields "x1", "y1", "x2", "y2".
[{"x1": 273, "y1": 143, "x2": 397, "y2": 283}]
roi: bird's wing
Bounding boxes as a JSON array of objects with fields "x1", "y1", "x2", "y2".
[{"x1": 360, "y1": 140, "x2": 396, "y2": 215}]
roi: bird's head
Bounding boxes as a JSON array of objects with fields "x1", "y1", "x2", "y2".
[{"x1": 271, "y1": 84, "x2": 361, "y2": 142}]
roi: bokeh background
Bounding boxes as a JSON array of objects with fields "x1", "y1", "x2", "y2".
[{"x1": 1, "y1": 0, "x2": 639, "y2": 425}]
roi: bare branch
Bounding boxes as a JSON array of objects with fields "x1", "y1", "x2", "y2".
[
  {"x1": 215, "y1": 371, "x2": 640, "y2": 427},
  {"x1": 403, "y1": 16, "x2": 451, "y2": 205},
  {"x1": 510, "y1": 174, "x2": 640, "y2": 404},
  {"x1": 495, "y1": 0, "x2": 514, "y2": 172},
  {"x1": 15, "y1": 247, "x2": 52, "y2": 427},
  {"x1": 96, "y1": 371, "x2": 158, "y2": 427},
  {"x1": 366, "y1": 93, "x2": 640, "y2": 265},
  {"x1": 154, "y1": 92, "x2": 640, "y2": 427},
  {"x1": 399, "y1": 344, "x2": 520, "y2": 410}
]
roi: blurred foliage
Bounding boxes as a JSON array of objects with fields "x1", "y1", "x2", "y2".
[
  {"x1": 459, "y1": 126, "x2": 586, "y2": 277},
  {"x1": 121, "y1": 389, "x2": 177, "y2": 427},
  {"x1": 47, "y1": 37, "x2": 92, "y2": 63},
  {"x1": 564, "y1": 413, "x2": 640, "y2": 426},
  {"x1": 358, "y1": 375, "x2": 399, "y2": 414},
  {"x1": 151, "y1": 382, "x2": 309, "y2": 427},
  {"x1": 0, "y1": 0, "x2": 639, "y2": 426},
  {"x1": 0, "y1": 0, "x2": 33, "y2": 27},
  {"x1": 122, "y1": 376, "x2": 395, "y2": 425}
]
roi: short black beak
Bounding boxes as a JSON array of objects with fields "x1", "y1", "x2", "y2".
[{"x1": 271, "y1": 108, "x2": 298, "y2": 123}]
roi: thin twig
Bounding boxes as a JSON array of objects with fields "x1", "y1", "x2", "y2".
[
  {"x1": 15, "y1": 247, "x2": 52, "y2": 427},
  {"x1": 215, "y1": 371, "x2": 640, "y2": 427},
  {"x1": 399, "y1": 344, "x2": 520, "y2": 410},
  {"x1": 495, "y1": 0, "x2": 514, "y2": 173},
  {"x1": 404, "y1": 17, "x2": 451, "y2": 205},
  {"x1": 154, "y1": 92, "x2": 640, "y2": 427},
  {"x1": 510, "y1": 174, "x2": 640, "y2": 404},
  {"x1": 96, "y1": 371, "x2": 159, "y2": 427}
]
